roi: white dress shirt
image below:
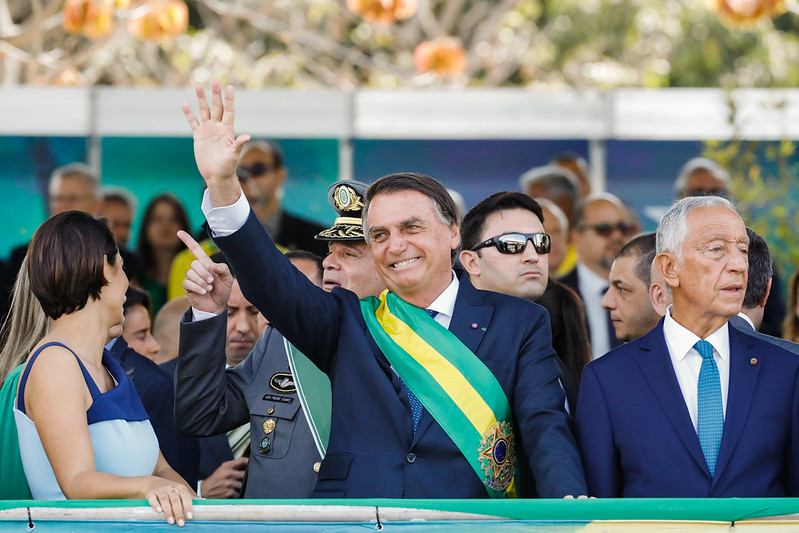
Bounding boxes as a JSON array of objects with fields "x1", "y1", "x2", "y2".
[
  {"x1": 577, "y1": 263, "x2": 612, "y2": 360},
  {"x1": 662, "y1": 305, "x2": 730, "y2": 432}
]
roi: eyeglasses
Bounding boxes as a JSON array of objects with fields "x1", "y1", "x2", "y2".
[
  {"x1": 686, "y1": 189, "x2": 728, "y2": 199},
  {"x1": 236, "y1": 162, "x2": 275, "y2": 180},
  {"x1": 581, "y1": 222, "x2": 637, "y2": 237},
  {"x1": 470, "y1": 232, "x2": 551, "y2": 255}
]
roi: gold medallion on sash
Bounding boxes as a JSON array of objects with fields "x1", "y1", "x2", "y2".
[{"x1": 478, "y1": 421, "x2": 516, "y2": 491}]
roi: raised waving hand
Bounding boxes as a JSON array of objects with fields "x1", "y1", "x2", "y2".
[{"x1": 182, "y1": 80, "x2": 250, "y2": 207}]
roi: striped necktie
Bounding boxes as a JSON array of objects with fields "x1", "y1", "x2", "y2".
[{"x1": 695, "y1": 339, "x2": 724, "y2": 477}]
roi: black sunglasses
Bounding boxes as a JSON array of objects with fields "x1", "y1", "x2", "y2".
[
  {"x1": 236, "y1": 162, "x2": 274, "y2": 180},
  {"x1": 470, "y1": 232, "x2": 552, "y2": 255},
  {"x1": 687, "y1": 188, "x2": 728, "y2": 199},
  {"x1": 582, "y1": 222, "x2": 637, "y2": 237}
]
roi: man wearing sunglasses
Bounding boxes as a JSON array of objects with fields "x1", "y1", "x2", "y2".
[
  {"x1": 235, "y1": 140, "x2": 327, "y2": 257},
  {"x1": 561, "y1": 193, "x2": 637, "y2": 359},
  {"x1": 459, "y1": 191, "x2": 582, "y2": 412},
  {"x1": 460, "y1": 192, "x2": 551, "y2": 302},
  {"x1": 674, "y1": 157, "x2": 730, "y2": 200}
]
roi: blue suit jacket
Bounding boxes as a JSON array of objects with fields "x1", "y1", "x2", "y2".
[
  {"x1": 729, "y1": 314, "x2": 799, "y2": 355},
  {"x1": 576, "y1": 319, "x2": 799, "y2": 497},
  {"x1": 213, "y1": 212, "x2": 586, "y2": 498},
  {"x1": 108, "y1": 338, "x2": 200, "y2": 487}
]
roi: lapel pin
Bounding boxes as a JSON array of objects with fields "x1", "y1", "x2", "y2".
[
  {"x1": 471, "y1": 323, "x2": 478, "y2": 329},
  {"x1": 481, "y1": 327, "x2": 487, "y2": 332},
  {"x1": 750, "y1": 357, "x2": 758, "y2": 366}
]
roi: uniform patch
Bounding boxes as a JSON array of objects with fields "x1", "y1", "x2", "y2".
[
  {"x1": 262, "y1": 394, "x2": 293, "y2": 404},
  {"x1": 270, "y1": 372, "x2": 296, "y2": 393}
]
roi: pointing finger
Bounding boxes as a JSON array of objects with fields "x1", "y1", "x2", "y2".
[{"x1": 177, "y1": 230, "x2": 211, "y2": 263}]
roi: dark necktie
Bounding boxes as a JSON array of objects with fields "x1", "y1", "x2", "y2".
[
  {"x1": 695, "y1": 339, "x2": 724, "y2": 477},
  {"x1": 400, "y1": 309, "x2": 438, "y2": 434}
]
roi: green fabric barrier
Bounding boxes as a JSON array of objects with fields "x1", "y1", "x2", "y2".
[{"x1": 2, "y1": 498, "x2": 799, "y2": 522}]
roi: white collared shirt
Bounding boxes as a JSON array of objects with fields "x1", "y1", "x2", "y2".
[
  {"x1": 663, "y1": 305, "x2": 730, "y2": 432},
  {"x1": 577, "y1": 263, "x2": 611, "y2": 360},
  {"x1": 425, "y1": 272, "x2": 459, "y2": 330}
]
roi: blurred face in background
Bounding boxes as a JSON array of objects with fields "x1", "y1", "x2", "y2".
[
  {"x1": 226, "y1": 279, "x2": 261, "y2": 366},
  {"x1": 123, "y1": 303, "x2": 161, "y2": 359},
  {"x1": 146, "y1": 200, "x2": 183, "y2": 251},
  {"x1": 49, "y1": 174, "x2": 98, "y2": 216}
]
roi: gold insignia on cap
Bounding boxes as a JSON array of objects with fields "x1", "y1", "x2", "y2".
[
  {"x1": 263, "y1": 419, "x2": 276, "y2": 434},
  {"x1": 334, "y1": 185, "x2": 364, "y2": 213}
]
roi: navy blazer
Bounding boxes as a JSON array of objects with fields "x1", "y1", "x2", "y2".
[
  {"x1": 729, "y1": 315, "x2": 799, "y2": 355},
  {"x1": 108, "y1": 338, "x2": 200, "y2": 487},
  {"x1": 576, "y1": 319, "x2": 799, "y2": 497},
  {"x1": 213, "y1": 211, "x2": 586, "y2": 498}
]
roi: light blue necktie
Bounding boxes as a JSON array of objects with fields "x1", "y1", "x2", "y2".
[
  {"x1": 695, "y1": 339, "x2": 724, "y2": 477},
  {"x1": 399, "y1": 309, "x2": 438, "y2": 434}
]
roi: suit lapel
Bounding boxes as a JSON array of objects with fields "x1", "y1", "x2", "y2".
[
  {"x1": 637, "y1": 325, "x2": 710, "y2": 475},
  {"x1": 712, "y1": 327, "x2": 760, "y2": 485},
  {"x1": 413, "y1": 274, "x2": 494, "y2": 443}
]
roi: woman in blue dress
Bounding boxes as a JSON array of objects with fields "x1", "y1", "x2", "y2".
[{"x1": 14, "y1": 210, "x2": 195, "y2": 526}]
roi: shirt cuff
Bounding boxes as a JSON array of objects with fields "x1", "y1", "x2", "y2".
[
  {"x1": 192, "y1": 307, "x2": 222, "y2": 322},
  {"x1": 202, "y1": 188, "x2": 250, "y2": 237}
]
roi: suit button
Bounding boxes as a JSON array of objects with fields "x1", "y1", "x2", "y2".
[
  {"x1": 313, "y1": 462, "x2": 321, "y2": 473},
  {"x1": 406, "y1": 453, "x2": 416, "y2": 463}
]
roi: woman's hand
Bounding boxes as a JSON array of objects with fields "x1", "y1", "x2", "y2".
[{"x1": 146, "y1": 481, "x2": 195, "y2": 527}]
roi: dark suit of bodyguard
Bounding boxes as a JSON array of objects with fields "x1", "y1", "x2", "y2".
[{"x1": 181, "y1": 85, "x2": 585, "y2": 498}]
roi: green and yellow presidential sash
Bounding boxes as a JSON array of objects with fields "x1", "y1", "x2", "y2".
[{"x1": 360, "y1": 290, "x2": 518, "y2": 499}]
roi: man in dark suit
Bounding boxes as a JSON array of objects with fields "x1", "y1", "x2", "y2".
[
  {"x1": 559, "y1": 193, "x2": 636, "y2": 359},
  {"x1": 576, "y1": 196, "x2": 799, "y2": 498},
  {"x1": 177, "y1": 81, "x2": 586, "y2": 499},
  {"x1": 729, "y1": 228, "x2": 799, "y2": 354}
]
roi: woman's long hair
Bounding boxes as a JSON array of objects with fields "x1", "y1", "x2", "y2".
[
  {"x1": 0, "y1": 257, "x2": 52, "y2": 387},
  {"x1": 136, "y1": 193, "x2": 190, "y2": 278}
]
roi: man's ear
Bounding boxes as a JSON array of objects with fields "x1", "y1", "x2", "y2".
[
  {"x1": 459, "y1": 250, "x2": 481, "y2": 278},
  {"x1": 449, "y1": 224, "x2": 460, "y2": 251},
  {"x1": 655, "y1": 252, "x2": 680, "y2": 289},
  {"x1": 759, "y1": 277, "x2": 773, "y2": 309}
]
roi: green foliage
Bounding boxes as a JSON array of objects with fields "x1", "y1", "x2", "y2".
[{"x1": 703, "y1": 137, "x2": 799, "y2": 282}]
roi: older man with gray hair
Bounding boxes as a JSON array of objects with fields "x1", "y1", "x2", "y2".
[{"x1": 577, "y1": 195, "x2": 799, "y2": 498}]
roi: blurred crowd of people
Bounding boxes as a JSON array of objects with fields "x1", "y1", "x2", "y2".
[{"x1": 2, "y1": 83, "x2": 799, "y2": 524}]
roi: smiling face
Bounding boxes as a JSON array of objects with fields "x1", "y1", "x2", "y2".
[
  {"x1": 602, "y1": 255, "x2": 659, "y2": 341},
  {"x1": 664, "y1": 205, "x2": 748, "y2": 336},
  {"x1": 322, "y1": 241, "x2": 385, "y2": 299},
  {"x1": 460, "y1": 208, "x2": 549, "y2": 301},
  {"x1": 366, "y1": 190, "x2": 459, "y2": 308}
]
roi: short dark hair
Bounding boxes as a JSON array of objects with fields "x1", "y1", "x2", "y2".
[
  {"x1": 743, "y1": 227, "x2": 772, "y2": 308},
  {"x1": 363, "y1": 172, "x2": 459, "y2": 262},
  {"x1": 616, "y1": 232, "x2": 656, "y2": 286},
  {"x1": 286, "y1": 250, "x2": 323, "y2": 276},
  {"x1": 460, "y1": 192, "x2": 545, "y2": 252},
  {"x1": 123, "y1": 286, "x2": 152, "y2": 316},
  {"x1": 28, "y1": 211, "x2": 119, "y2": 320}
]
